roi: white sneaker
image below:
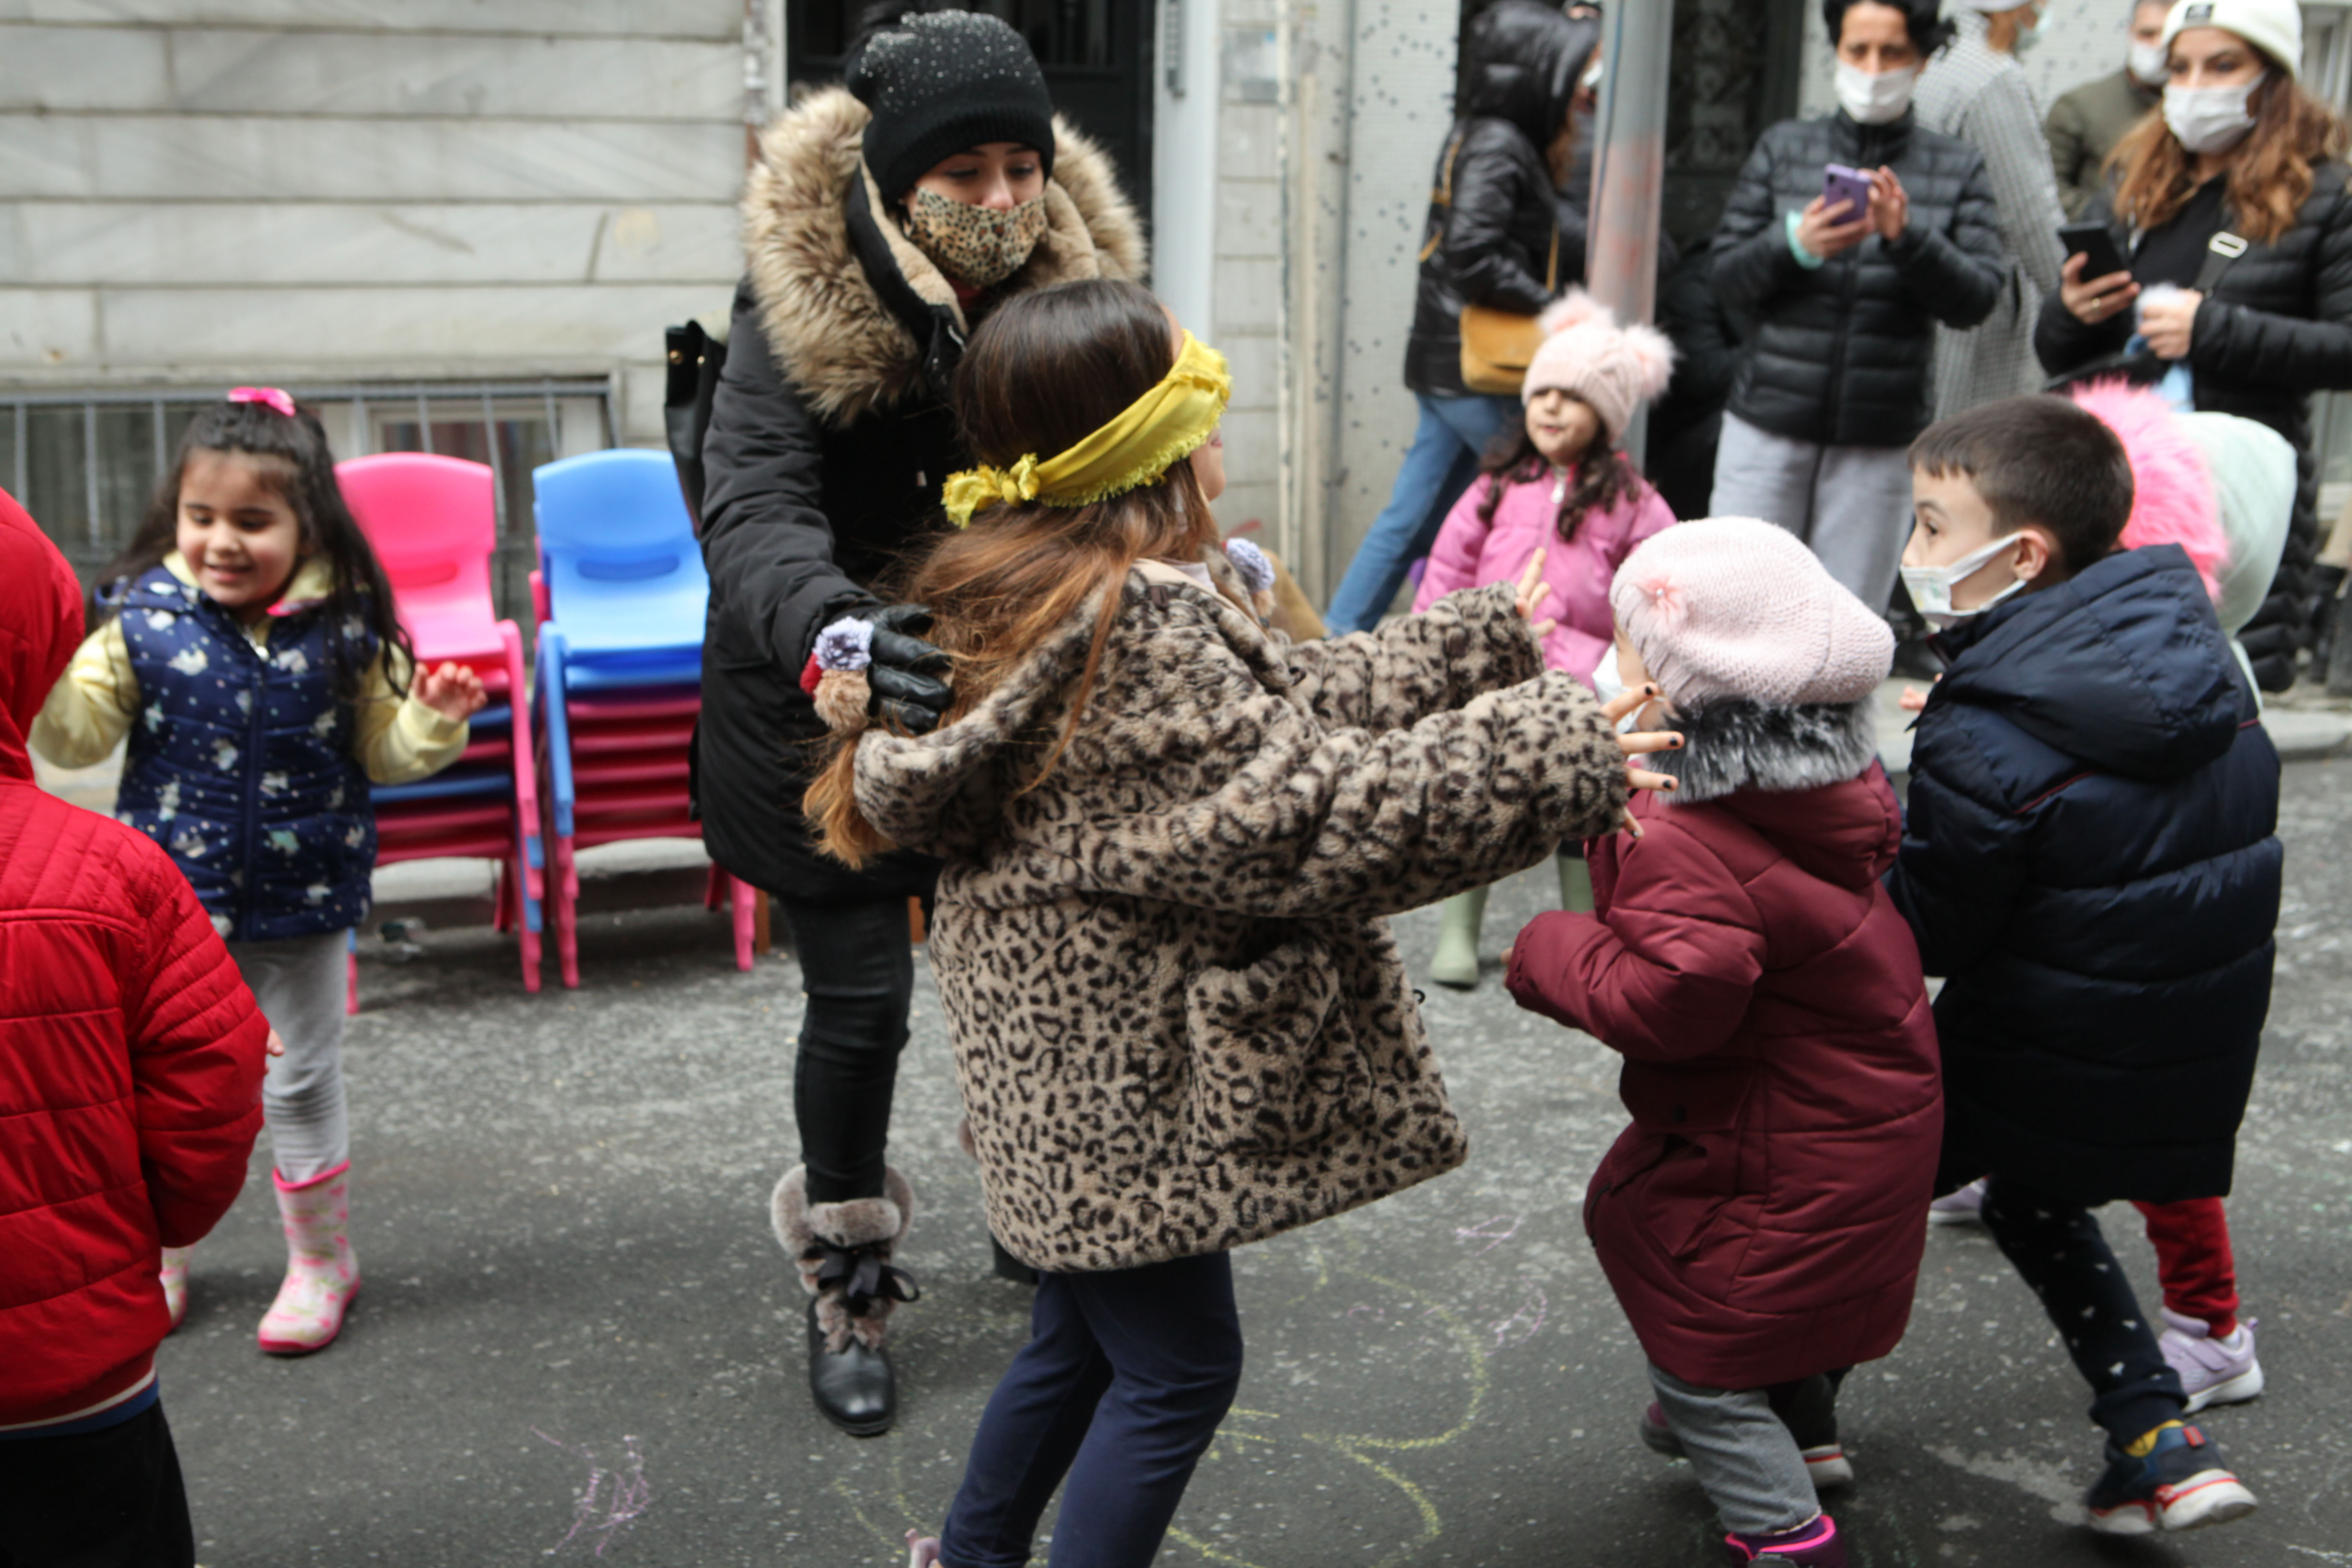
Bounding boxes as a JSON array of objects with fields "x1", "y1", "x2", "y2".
[
  {"x1": 1928, "y1": 1177, "x2": 1988, "y2": 1226},
  {"x1": 2160, "y1": 1308, "x2": 2264, "y2": 1413}
]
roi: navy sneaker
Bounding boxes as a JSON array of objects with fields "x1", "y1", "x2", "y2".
[{"x1": 2085, "y1": 1421, "x2": 2256, "y2": 1535}]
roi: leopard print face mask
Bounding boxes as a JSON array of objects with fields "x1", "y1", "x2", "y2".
[{"x1": 902, "y1": 186, "x2": 1050, "y2": 289}]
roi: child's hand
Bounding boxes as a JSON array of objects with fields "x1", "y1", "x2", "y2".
[
  {"x1": 1606, "y1": 683, "x2": 1682, "y2": 840},
  {"x1": 415, "y1": 661, "x2": 488, "y2": 721},
  {"x1": 265, "y1": 1028, "x2": 286, "y2": 1059},
  {"x1": 1898, "y1": 678, "x2": 1939, "y2": 714},
  {"x1": 1513, "y1": 549, "x2": 1557, "y2": 638}
]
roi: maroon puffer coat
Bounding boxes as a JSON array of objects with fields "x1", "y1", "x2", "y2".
[
  {"x1": 0, "y1": 490, "x2": 268, "y2": 1428},
  {"x1": 1506, "y1": 760, "x2": 1940, "y2": 1389}
]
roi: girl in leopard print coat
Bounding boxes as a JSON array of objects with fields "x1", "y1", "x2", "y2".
[{"x1": 808, "y1": 280, "x2": 1635, "y2": 1568}]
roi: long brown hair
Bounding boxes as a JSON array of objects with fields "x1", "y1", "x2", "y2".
[
  {"x1": 1474, "y1": 418, "x2": 1637, "y2": 545},
  {"x1": 2107, "y1": 63, "x2": 2349, "y2": 246},
  {"x1": 806, "y1": 278, "x2": 1222, "y2": 868}
]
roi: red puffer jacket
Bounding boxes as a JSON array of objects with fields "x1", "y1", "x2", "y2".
[
  {"x1": 0, "y1": 490, "x2": 268, "y2": 1429},
  {"x1": 1507, "y1": 758, "x2": 1940, "y2": 1390}
]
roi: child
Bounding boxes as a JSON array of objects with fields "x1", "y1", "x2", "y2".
[
  {"x1": 1888, "y1": 393, "x2": 2275, "y2": 1535},
  {"x1": 31, "y1": 390, "x2": 487, "y2": 1356},
  {"x1": 1506, "y1": 517, "x2": 1937, "y2": 1568},
  {"x1": 1923, "y1": 383, "x2": 2286, "y2": 1418},
  {"x1": 799, "y1": 278, "x2": 1662, "y2": 1568},
  {"x1": 0, "y1": 492, "x2": 271, "y2": 1564},
  {"x1": 1414, "y1": 290, "x2": 1677, "y2": 988}
]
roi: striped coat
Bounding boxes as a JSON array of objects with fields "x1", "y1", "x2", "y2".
[{"x1": 1915, "y1": 14, "x2": 2068, "y2": 418}]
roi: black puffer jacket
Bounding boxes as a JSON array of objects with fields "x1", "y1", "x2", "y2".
[
  {"x1": 1887, "y1": 546, "x2": 2281, "y2": 1204},
  {"x1": 2035, "y1": 164, "x2": 2352, "y2": 692},
  {"x1": 1403, "y1": 2, "x2": 1596, "y2": 396},
  {"x1": 696, "y1": 85, "x2": 1143, "y2": 903},
  {"x1": 1711, "y1": 111, "x2": 2005, "y2": 447}
]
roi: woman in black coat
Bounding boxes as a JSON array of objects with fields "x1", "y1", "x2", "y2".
[
  {"x1": 696, "y1": 8, "x2": 1143, "y2": 1435},
  {"x1": 1706, "y1": 0, "x2": 2004, "y2": 614},
  {"x1": 1322, "y1": 0, "x2": 1598, "y2": 633},
  {"x1": 2037, "y1": 4, "x2": 2352, "y2": 692}
]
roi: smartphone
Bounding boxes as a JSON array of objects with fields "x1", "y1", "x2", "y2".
[
  {"x1": 1822, "y1": 163, "x2": 1873, "y2": 222},
  {"x1": 2059, "y1": 221, "x2": 2130, "y2": 281}
]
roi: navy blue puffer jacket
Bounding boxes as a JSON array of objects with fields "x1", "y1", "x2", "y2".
[{"x1": 1887, "y1": 544, "x2": 2280, "y2": 1204}]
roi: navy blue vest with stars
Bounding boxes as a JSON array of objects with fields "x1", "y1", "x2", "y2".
[{"x1": 113, "y1": 567, "x2": 377, "y2": 941}]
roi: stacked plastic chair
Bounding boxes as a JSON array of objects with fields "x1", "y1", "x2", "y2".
[
  {"x1": 336, "y1": 453, "x2": 544, "y2": 997},
  {"x1": 530, "y1": 447, "x2": 754, "y2": 988}
]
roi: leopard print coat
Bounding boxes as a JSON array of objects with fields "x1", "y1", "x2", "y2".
[{"x1": 852, "y1": 562, "x2": 1625, "y2": 1271}]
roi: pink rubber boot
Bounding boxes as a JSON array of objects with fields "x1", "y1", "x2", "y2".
[
  {"x1": 257, "y1": 1162, "x2": 359, "y2": 1355},
  {"x1": 160, "y1": 1246, "x2": 192, "y2": 1331}
]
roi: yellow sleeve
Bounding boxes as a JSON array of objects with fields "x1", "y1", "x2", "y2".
[
  {"x1": 30, "y1": 617, "x2": 139, "y2": 768},
  {"x1": 352, "y1": 646, "x2": 470, "y2": 785}
]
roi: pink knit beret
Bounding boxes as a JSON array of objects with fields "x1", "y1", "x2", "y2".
[
  {"x1": 1522, "y1": 290, "x2": 1676, "y2": 444},
  {"x1": 1610, "y1": 517, "x2": 1894, "y2": 709}
]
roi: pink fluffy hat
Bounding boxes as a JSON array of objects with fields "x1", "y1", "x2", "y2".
[
  {"x1": 1522, "y1": 289, "x2": 1676, "y2": 444},
  {"x1": 1611, "y1": 518, "x2": 1894, "y2": 709}
]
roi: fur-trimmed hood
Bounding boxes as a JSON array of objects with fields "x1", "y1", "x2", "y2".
[
  {"x1": 743, "y1": 85, "x2": 1147, "y2": 427},
  {"x1": 1653, "y1": 696, "x2": 1879, "y2": 806}
]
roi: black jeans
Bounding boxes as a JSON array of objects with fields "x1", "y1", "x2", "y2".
[
  {"x1": 776, "y1": 894, "x2": 917, "y2": 1204},
  {"x1": 940, "y1": 1251, "x2": 1243, "y2": 1568},
  {"x1": 1981, "y1": 1177, "x2": 2188, "y2": 1444},
  {"x1": 0, "y1": 1402, "x2": 193, "y2": 1568}
]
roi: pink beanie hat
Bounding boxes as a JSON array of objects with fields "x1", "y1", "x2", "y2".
[
  {"x1": 1611, "y1": 518, "x2": 1893, "y2": 709},
  {"x1": 1522, "y1": 290, "x2": 1676, "y2": 444}
]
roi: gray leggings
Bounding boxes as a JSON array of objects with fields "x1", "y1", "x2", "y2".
[
  {"x1": 227, "y1": 928, "x2": 351, "y2": 1184},
  {"x1": 1648, "y1": 1364, "x2": 1819, "y2": 1536}
]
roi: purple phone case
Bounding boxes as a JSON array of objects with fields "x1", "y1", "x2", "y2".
[{"x1": 1823, "y1": 163, "x2": 1872, "y2": 221}]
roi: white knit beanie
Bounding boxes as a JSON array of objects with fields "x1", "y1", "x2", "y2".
[
  {"x1": 2165, "y1": 0, "x2": 2303, "y2": 80},
  {"x1": 1520, "y1": 291, "x2": 1676, "y2": 444},
  {"x1": 1610, "y1": 518, "x2": 1894, "y2": 709}
]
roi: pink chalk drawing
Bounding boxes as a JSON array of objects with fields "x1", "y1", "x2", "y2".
[
  {"x1": 1491, "y1": 1282, "x2": 1550, "y2": 1350},
  {"x1": 534, "y1": 1429, "x2": 650, "y2": 1557},
  {"x1": 1453, "y1": 1214, "x2": 1522, "y2": 1256}
]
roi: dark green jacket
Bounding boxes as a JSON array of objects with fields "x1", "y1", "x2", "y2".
[{"x1": 2044, "y1": 67, "x2": 2160, "y2": 219}]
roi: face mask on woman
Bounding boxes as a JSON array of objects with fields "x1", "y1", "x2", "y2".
[
  {"x1": 903, "y1": 187, "x2": 1050, "y2": 288},
  {"x1": 1835, "y1": 59, "x2": 1919, "y2": 126},
  {"x1": 2164, "y1": 73, "x2": 2268, "y2": 156}
]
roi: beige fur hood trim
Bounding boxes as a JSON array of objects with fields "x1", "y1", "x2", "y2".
[{"x1": 743, "y1": 85, "x2": 1148, "y2": 427}]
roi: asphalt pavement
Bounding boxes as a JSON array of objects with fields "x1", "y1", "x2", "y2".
[{"x1": 146, "y1": 755, "x2": 2352, "y2": 1568}]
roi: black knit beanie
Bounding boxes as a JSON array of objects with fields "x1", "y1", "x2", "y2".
[{"x1": 848, "y1": 12, "x2": 1057, "y2": 202}]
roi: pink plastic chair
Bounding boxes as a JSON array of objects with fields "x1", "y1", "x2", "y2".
[{"x1": 337, "y1": 453, "x2": 543, "y2": 996}]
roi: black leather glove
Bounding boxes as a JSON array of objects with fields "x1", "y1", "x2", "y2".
[{"x1": 864, "y1": 603, "x2": 953, "y2": 734}]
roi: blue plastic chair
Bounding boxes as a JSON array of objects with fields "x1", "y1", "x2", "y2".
[{"x1": 531, "y1": 449, "x2": 709, "y2": 690}]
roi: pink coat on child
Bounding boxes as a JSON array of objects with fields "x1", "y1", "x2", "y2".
[{"x1": 1413, "y1": 463, "x2": 1678, "y2": 681}]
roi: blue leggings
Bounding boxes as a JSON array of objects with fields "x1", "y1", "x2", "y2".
[{"x1": 939, "y1": 1251, "x2": 1242, "y2": 1568}]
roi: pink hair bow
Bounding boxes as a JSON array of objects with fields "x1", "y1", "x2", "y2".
[{"x1": 227, "y1": 386, "x2": 296, "y2": 418}]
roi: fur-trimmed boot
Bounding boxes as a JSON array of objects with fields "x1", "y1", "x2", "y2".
[
  {"x1": 160, "y1": 1246, "x2": 192, "y2": 1331},
  {"x1": 773, "y1": 1165, "x2": 920, "y2": 1437},
  {"x1": 257, "y1": 1162, "x2": 359, "y2": 1355}
]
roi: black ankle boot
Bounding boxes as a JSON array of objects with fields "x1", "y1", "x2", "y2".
[{"x1": 806, "y1": 1297, "x2": 896, "y2": 1436}]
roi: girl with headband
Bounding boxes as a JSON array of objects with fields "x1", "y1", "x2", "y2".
[
  {"x1": 802, "y1": 278, "x2": 1679, "y2": 1568},
  {"x1": 32, "y1": 390, "x2": 486, "y2": 1357}
]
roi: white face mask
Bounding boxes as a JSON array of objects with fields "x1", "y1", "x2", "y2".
[
  {"x1": 2011, "y1": 11, "x2": 2045, "y2": 57},
  {"x1": 1590, "y1": 645, "x2": 1643, "y2": 735},
  {"x1": 2129, "y1": 40, "x2": 2170, "y2": 88},
  {"x1": 1835, "y1": 60, "x2": 1919, "y2": 126},
  {"x1": 2164, "y1": 74, "x2": 2267, "y2": 156},
  {"x1": 1901, "y1": 531, "x2": 2029, "y2": 628}
]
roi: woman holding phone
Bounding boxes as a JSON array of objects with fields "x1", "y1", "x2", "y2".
[
  {"x1": 1705, "y1": 0, "x2": 2006, "y2": 614},
  {"x1": 2036, "y1": 0, "x2": 2352, "y2": 693}
]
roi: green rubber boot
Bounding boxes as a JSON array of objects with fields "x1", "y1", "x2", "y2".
[
  {"x1": 1558, "y1": 853, "x2": 1594, "y2": 915},
  {"x1": 1429, "y1": 885, "x2": 1489, "y2": 990}
]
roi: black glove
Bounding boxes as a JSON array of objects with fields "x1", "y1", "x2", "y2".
[{"x1": 864, "y1": 603, "x2": 954, "y2": 734}]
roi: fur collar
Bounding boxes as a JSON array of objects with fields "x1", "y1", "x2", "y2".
[
  {"x1": 1654, "y1": 697, "x2": 1879, "y2": 802},
  {"x1": 743, "y1": 85, "x2": 1147, "y2": 427}
]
